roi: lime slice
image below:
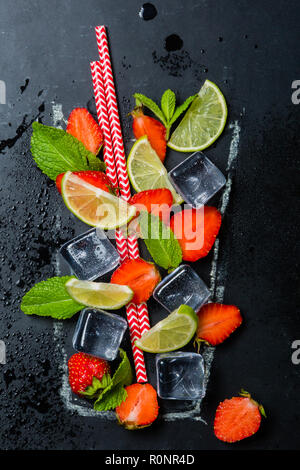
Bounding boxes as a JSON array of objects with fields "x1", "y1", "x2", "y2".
[
  {"x1": 127, "y1": 136, "x2": 183, "y2": 204},
  {"x1": 61, "y1": 171, "x2": 136, "y2": 229},
  {"x1": 65, "y1": 278, "x2": 134, "y2": 310},
  {"x1": 168, "y1": 80, "x2": 227, "y2": 152},
  {"x1": 135, "y1": 304, "x2": 198, "y2": 353}
]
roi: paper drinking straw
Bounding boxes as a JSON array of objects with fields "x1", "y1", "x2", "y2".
[
  {"x1": 90, "y1": 61, "x2": 147, "y2": 382},
  {"x1": 95, "y1": 26, "x2": 151, "y2": 338}
]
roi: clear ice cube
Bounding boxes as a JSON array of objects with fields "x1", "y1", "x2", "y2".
[
  {"x1": 156, "y1": 352, "x2": 205, "y2": 400},
  {"x1": 72, "y1": 308, "x2": 127, "y2": 361},
  {"x1": 59, "y1": 228, "x2": 120, "y2": 281},
  {"x1": 168, "y1": 152, "x2": 226, "y2": 208},
  {"x1": 153, "y1": 264, "x2": 210, "y2": 313}
]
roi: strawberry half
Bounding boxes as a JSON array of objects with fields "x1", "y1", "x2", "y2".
[
  {"x1": 116, "y1": 383, "x2": 159, "y2": 430},
  {"x1": 68, "y1": 352, "x2": 110, "y2": 397},
  {"x1": 56, "y1": 170, "x2": 114, "y2": 194},
  {"x1": 196, "y1": 303, "x2": 242, "y2": 346},
  {"x1": 110, "y1": 258, "x2": 160, "y2": 304},
  {"x1": 132, "y1": 107, "x2": 167, "y2": 162},
  {"x1": 214, "y1": 390, "x2": 266, "y2": 443},
  {"x1": 170, "y1": 206, "x2": 221, "y2": 261},
  {"x1": 130, "y1": 188, "x2": 173, "y2": 223},
  {"x1": 67, "y1": 108, "x2": 103, "y2": 155}
]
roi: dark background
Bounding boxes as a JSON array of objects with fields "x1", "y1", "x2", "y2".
[{"x1": 0, "y1": 0, "x2": 299, "y2": 451}]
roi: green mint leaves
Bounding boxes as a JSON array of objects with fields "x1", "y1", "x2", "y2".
[
  {"x1": 21, "y1": 276, "x2": 84, "y2": 320},
  {"x1": 134, "y1": 90, "x2": 196, "y2": 139},
  {"x1": 94, "y1": 348, "x2": 133, "y2": 411},
  {"x1": 139, "y1": 212, "x2": 182, "y2": 270},
  {"x1": 31, "y1": 122, "x2": 106, "y2": 181}
]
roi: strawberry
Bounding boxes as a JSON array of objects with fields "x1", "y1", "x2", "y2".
[
  {"x1": 214, "y1": 390, "x2": 266, "y2": 443},
  {"x1": 67, "y1": 108, "x2": 103, "y2": 155},
  {"x1": 170, "y1": 206, "x2": 221, "y2": 262},
  {"x1": 56, "y1": 170, "x2": 114, "y2": 194},
  {"x1": 110, "y1": 258, "x2": 161, "y2": 304},
  {"x1": 130, "y1": 189, "x2": 173, "y2": 223},
  {"x1": 132, "y1": 107, "x2": 167, "y2": 162},
  {"x1": 195, "y1": 303, "x2": 242, "y2": 346},
  {"x1": 68, "y1": 352, "x2": 110, "y2": 397},
  {"x1": 116, "y1": 383, "x2": 159, "y2": 430}
]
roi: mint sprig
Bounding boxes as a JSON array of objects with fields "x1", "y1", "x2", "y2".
[
  {"x1": 21, "y1": 276, "x2": 84, "y2": 319},
  {"x1": 134, "y1": 90, "x2": 196, "y2": 139},
  {"x1": 31, "y1": 122, "x2": 106, "y2": 181},
  {"x1": 139, "y1": 211, "x2": 182, "y2": 270},
  {"x1": 94, "y1": 348, "x2": 133, "y2": 411}
]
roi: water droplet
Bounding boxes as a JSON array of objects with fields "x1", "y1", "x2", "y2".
[
  {"x1": 164, "y1": 34, "x2": 183, "y2": 52},
  {"x1": 139, "y1": 3, "x2": 157, "y2": 21}
]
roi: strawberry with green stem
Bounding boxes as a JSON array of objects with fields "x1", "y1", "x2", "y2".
[
  {"x1": 68, "y1": 352, "x2": 110, "y2": 398},
  {"x1": 214, "y1": 390, "x2": 266, "y2": 443}
]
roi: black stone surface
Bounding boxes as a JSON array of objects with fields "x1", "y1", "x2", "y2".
[{"x1": 0, "y1": 0, "x2": 299, "y2": 450}]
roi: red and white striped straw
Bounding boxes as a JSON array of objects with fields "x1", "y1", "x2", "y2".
[
  {"x1": 95, "y1": 25, "x2": 151, "y2": 337},
  {"x1": 90, "y1": 61, "x2": 147, "y2": 382}
]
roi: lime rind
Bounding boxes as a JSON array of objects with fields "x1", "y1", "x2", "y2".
[
  {"x1": 168, "y1": 80, "x2": 227, "y2": 152},
  {"x1": 65, "y1": 278, "x2": 134, "y2": 310}
]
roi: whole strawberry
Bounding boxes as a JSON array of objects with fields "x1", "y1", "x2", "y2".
[
  {"x1": 214, "y1": 390, "x2": 266, "y2": 443},
  {"x1": 68, "y1": 352, "x2": 110, "y2": 398}
]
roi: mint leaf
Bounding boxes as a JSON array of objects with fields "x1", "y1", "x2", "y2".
[
  {"x1": 81, "y1": 374, "x2": 112, "y2": 399},
  {"x1": 139, "y1": 211, "x2": 182, "y2": 270},
  {"x1": 94, "y1": 348, "x2": 132, "y2": 411},
  {"x1": 161, "y1": 89, "x2": 176, "y2": 122},
  {"x1": 94, "y1": 383, "x2": 127, "y2": 412},
  {"x1": 133, "y1": 93, "x2": 167, "y2": 127},
  {"x1": 31, "y1": 122, "x2": 106, "y2": 180},
  {"x1": 169, "y1": 95, "x2": 197, "y2": 127},
  {"x1": 21, "y1": 276, "x2": 84, "y2": 319}
]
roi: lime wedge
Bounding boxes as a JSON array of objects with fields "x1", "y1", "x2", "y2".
[
  {"x1": 65, "y1": 278, "x2": 134, "y2": 310},
  {"x1": 127, "y1": 136, "x2": 183, "y2": 204},
  {"x1": 61, "y1": 171, "x2": 136, "y2": 229},
  {"x1": 168, "y1": 80, "x2": 227, "y2": 152},
  {"x1": 135, "y1": 305, "x2": 198, "y2": 353}
]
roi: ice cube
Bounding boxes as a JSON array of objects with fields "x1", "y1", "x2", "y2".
[
  {"x1": 153, "y1": 264, "x2": 210, "y2": 313},
  {"x1": 59, "y1": 228, "x2": 120, "y2": 280},
  {"x1": 168, "y1": 152, "x2": 226, "y2": 208},
  {"x1": 72, "y1": 308, "x2": 127, "y2": 361},
  {"x1": 156, "y1": 352, "x2": 205, "y2": 400}
]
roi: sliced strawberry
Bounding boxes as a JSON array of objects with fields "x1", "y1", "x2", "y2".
[
  {"x1": 132, "y1": 107, "x2": 167, "y2": 162},
  {"x1": 56, "y1": 170, "x2": 114, "y2": 195},
  {"x1": 68, "y1": 352, "x2": 110, "y2": 397},
  {"x1": 67, "y1": 108, "x2": 103, "y2": 155},
  {"x1": 110, "y1": 258, "x2": 160, "y2": 304},
  {"x1": 130, "y1": 189, "x2": 173, "y2": 223},
  {"x1": 116, "y1": 383, "x2": 159, "y2": 430},
  {"x1": 196, "y1": 303, "x2": 242, "y2": 346},
  {"x1": 170, "y1": 206, "x2": 221, "y2": 261},
  {"x1": 214, "y1": 391, "x2": 266, "y2": 443}
]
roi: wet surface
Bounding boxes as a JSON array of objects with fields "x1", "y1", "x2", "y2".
[{"x1": 0, "y1": 0, "x2": 299, "y2": 450}]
